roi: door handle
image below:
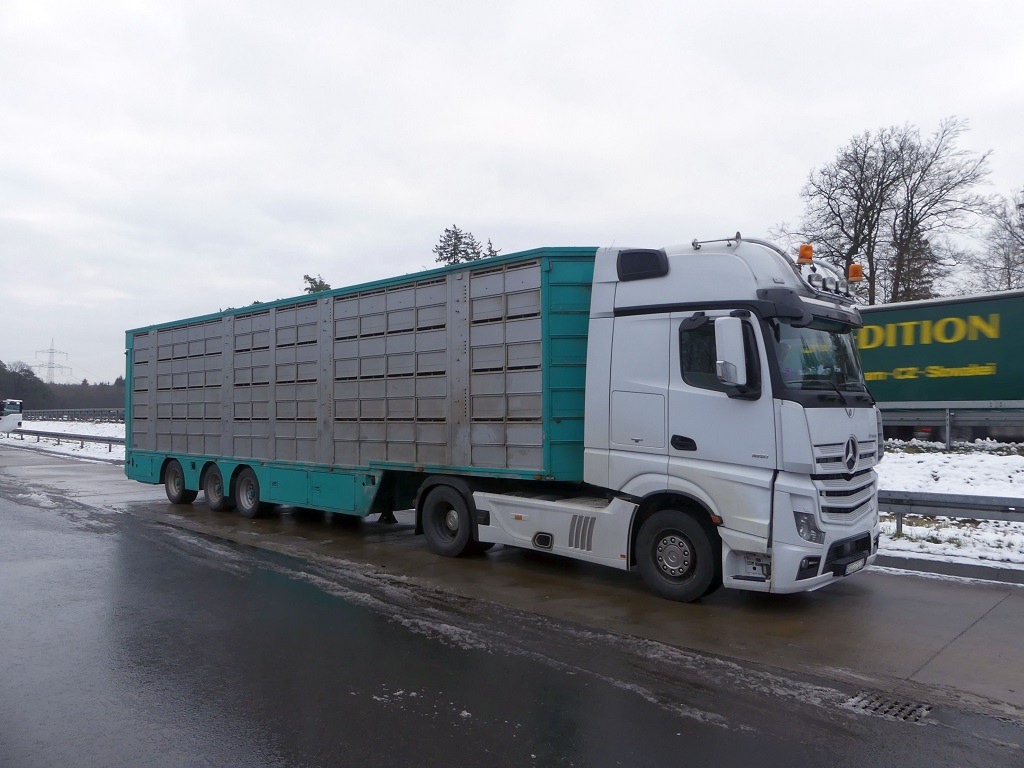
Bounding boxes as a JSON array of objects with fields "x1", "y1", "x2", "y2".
[{"x1": 671, "y1": 434, "x2": 697, "y2": 451}]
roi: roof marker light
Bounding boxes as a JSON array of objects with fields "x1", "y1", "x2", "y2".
[
  {"x1": 797, "y1": 244, "x2": 814, "y2": 264},
  {"x1": 848, "y1": 263, "x2": 864, "y2": 282}
]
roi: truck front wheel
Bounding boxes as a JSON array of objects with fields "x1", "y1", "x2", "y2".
[
  {"x1": 636, "y1": 510, "x2": 716, "y2": 602},
  {"x1": 422, "y1": 485, "x2": 474, "y2": 557},
  {"x1": 164, "y1": 460, "x2": 198, "y2": 505}
]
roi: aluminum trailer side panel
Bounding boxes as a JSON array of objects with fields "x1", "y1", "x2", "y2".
[{"x1": 125, "y1": 248, "x2": 596, "y2": 513}]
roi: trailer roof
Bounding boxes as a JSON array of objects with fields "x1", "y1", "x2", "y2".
[
  {"x1": 126, "y1": 246, "x2": 598, "y2": 335},
  {"x1": 860, "y1": 287, "x2": 1024, "y2": 313}
]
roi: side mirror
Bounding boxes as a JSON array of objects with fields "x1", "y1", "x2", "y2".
[{"x1": 714, "y1": 316, "x2": 747, "y2": 387}]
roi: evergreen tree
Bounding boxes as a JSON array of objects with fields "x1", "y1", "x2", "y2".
[
  {"x1": 433, "y1": 225, "x2": 495, "y2": 265},
  {"x1": 303, "y1": 273, "x2": 331, "y2": 293}
]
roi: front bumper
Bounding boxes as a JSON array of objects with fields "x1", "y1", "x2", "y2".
[{"x1": 769, "y1": 531, "x2": 878, "y2": 594}]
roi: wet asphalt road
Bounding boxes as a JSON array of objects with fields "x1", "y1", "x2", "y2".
[{"x1": 2, "y1": 450, "x2": 1024, "y2": 766}]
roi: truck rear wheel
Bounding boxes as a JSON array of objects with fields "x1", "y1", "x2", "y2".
[
  {"x1": 203, "y1": 465, "x2": 234, "y2": 512},
  {"x1": 422, "y1": 485, "x2": 474, "y2": 557},
  {"x1": 636, "y1": 510, "x2": 715, "y2": 602},
  {"x1": 234, "y1": 467, "x2": 271, "y2": 519},
  {"x1": 164, "y1": 460, "x2": 198, "y2": 505}
]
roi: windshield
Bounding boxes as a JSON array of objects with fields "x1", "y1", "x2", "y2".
[{"x1": 771, "y1": 319, "x2": 868, "y2": 393}]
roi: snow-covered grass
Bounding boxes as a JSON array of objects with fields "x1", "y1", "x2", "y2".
[
  {"x1": 875, "y1": 440, "x2": 1024, "y2": 568},
  {"x1": 3, "y1": 421, "x2": 1023, "y2": 572},
  {"x1": 1, "y1": 419, "x2": 125, "y2": 462}
]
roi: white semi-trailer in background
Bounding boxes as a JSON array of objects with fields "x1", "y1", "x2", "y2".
[{"x1": 125, "y1": 234, "x2": 881, "y2": 601}]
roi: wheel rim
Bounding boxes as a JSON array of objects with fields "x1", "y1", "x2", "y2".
[
  {"x1": 241, "y1": 478, "x2": 256, "y2": 510},
  {"x1": 208, "y1": 475, "x2": 222, "y2": 502},
  {"x1": 170, "y1": 471, "x2": 182, "y2": 495},
  {"x1": 655, "y1": 532, "x2": 694, "y2": 580},
  {"x1": 444, "y1": 507, "x2": 460, "y2": 535}
]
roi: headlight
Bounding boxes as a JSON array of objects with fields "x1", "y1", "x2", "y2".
[{"x1": 794, "y1": 511, "x2": 825, "y2": 544}]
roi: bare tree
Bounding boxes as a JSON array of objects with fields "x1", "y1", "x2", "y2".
[
  {"x1": 884, "y1": 119, "x2": 994, "y2": 301},
  {"x1": 790, "y1": 118, "x2": 994, "y2": 304},
  {"x1": 967, "y1": 186, "x2": 1024, "y2": 291},
  {"x1": 792, "y1": 127, "x2": 904, "y2": 303}
]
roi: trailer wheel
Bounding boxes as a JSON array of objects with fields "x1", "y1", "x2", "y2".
[
  {"x1": 636, "y1": 510, "x2": 715, "y2": 602},
  {"x1": 164, "y1": 460, "x2": 198, "y2": 505},
  {"x1": 203, "y1": 465, "x2": 234, "y2": 512},
  {"x1": 234, "y1": 467, "x2": 271, "y2": 519},
  {"x1": 422, "y1": 485, "x2": 474, "y2": 557}
]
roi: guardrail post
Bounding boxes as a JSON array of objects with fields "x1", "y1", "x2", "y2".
[
  {"x1": 945, "y1": 409, "x2": 952, "y2": 450},
  {"x1": 896, "y1": 511, "x2": 903, "y2": 537}
]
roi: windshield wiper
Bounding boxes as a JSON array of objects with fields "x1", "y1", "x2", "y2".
[{"x1": 821, "y1": 375, "x2": 851, "y2": 407}]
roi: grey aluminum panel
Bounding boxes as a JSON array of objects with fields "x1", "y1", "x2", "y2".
[{"x1": 130, "y1": 259, "x2": 548, "y2": 474}]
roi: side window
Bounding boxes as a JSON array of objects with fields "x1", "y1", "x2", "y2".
[
  {"x1": 679, "y1": 323, "x2": 728, "y2": 392},
  {"x1": 679, "y1": 319, "x2": 761, "y2": 394}
]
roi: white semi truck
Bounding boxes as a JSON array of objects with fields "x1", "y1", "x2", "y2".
[
  {"x1": 1, "y1": 399, "x2": 23, "y2": 432},
  {"x1": 125, "y1": 234, "x2": 880, "y2": 601}
]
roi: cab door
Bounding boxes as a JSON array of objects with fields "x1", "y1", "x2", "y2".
[
  {"x1": 667, "y1": 311, "x2": 776, "y2": 533},
  {"x1": 606, "y1": 313, "x2": 671, "y2": 492}
]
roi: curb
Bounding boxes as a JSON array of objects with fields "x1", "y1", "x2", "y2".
[{"x1": 874, "y1": 554, "x2": 1024, "y2": 585}]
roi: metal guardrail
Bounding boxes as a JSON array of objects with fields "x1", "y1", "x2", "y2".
[
  {"x1": 878, "y1": 405, "x2": 1024, "y2": 449},
  {"x1": 7, "y1": 429, "x2": 125, "y2": 453},
  {"x1": 3, "y1": 429, "x2": 1024, "y2": 531},
  {"x1": 877, "y1": 490, "x2": 1024, "y2": 533},
  {"x1": 22, "y1": 408, "x2": 125, "y2": 422}
]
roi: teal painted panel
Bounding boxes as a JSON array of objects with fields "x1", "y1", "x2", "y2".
[
  {"x1": 548, "y1": 363, "x2": 587, "y2": 389},
  {"x1": 542, "y1": 256, "x2": 594, "y2": 481},
  {"x1": 269, "y1": 467, "x2": 308, "y2": 506},
  {"x1": 548, "y1": 443, "x2": 584, "y2": 478},
  {"x1": 550, "y1": 388, "x2": 586, "y2": 418},
  {"x1": 309, "y1": 472, "x2": 356, "y2": 511},
  {"x1": 125, "y1": 451, "x2": 159, "y2": 483}
]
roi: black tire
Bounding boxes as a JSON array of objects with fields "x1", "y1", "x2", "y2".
[
  {"x1": 421, "y1": 485, "x2": 474, "y2": 557},
  {"x1": 234, "y1": 467, "x2": 271, "y2": 519},
  {"x1": 636, "y1": 510, "x2": 716, "y2": 602},
  {"x1": 202, "y1": 464, "x2": 234, "y2": 512},
  {"x1": 164, "y1": 460, "x2": 198, "y2": 505}
]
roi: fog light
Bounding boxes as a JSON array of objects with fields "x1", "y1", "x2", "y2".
[
  {"x1": 794, "y1": 511, "x2": 825, "y2": 544},
  {"x1": 797, "y1": 556, "x2": 821, "y2": 580}
]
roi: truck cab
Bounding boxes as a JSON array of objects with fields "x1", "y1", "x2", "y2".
[
  {"x1": 1, "y1": 399, "x2": 24, "y2": 432},
  {"x1": 580, "y1": 236, "x2": 880, "y2": 597}
]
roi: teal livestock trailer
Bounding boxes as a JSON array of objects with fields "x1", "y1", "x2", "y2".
[{"x1": 125, "y1": 248, "x2": 597, "y2": 518}]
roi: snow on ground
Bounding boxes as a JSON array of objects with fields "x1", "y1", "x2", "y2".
[
  {"x1": 3, "y1": 421, "x2": 1023, "y2": 572},
  {"x1": 1, "y1": 419, "x2": 125, "y2": 462}
]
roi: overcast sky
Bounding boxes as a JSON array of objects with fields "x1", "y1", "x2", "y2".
[{"x1": 1, "y1": 0, "x2": 1022, "y2": 384}]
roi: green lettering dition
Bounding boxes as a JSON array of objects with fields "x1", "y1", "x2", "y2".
[
  {"x1": 858, "y1": 325, "x2": 885, "y2": 349},
  {"x1": 968, "y1": 314, "x2": 999, "y2": 340},
  {"x1": 857, "y1": 313, "x2": 999, "y2": 348}
]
